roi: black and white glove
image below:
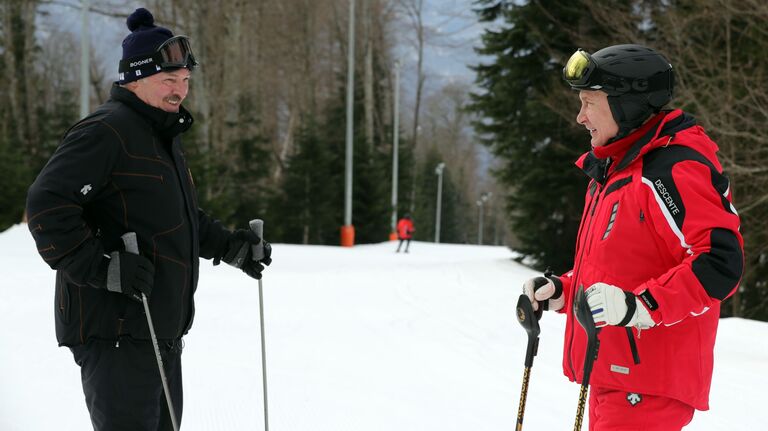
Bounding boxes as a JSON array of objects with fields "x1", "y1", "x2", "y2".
[
  {"x1": 217, "y1": 229, "x2": 272, "y2": 280},
  {"x1": 105, "y1": 252, "x2": 155, "y2": 302},
  {"x1": 522, "y1": 274, "x2": 564, "y2": 312},
  {"x1": 585, "y1": 283, "x2": 656, "y2": 329}
]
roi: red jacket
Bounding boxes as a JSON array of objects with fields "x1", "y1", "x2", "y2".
[
  {"x1": 397, "y1": 218, "x2": 415, "y2": 240},
  {"x1": 559, "y1": 110, "x2": 743, "y2": 410}
]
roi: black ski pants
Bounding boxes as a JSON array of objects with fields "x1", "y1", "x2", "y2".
[
  {"x1": 70, "y1": 337, "x2": 184, "y2": 431},
  {"x1": 396, "y1": 238, "x2": 411, "y2": 252}
]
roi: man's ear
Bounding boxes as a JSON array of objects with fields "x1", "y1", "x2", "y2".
[{"x1": 122, "y1": 81, "x2": 139, "y2": 91}]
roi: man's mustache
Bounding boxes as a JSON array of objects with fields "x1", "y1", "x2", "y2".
[{"x1": 165, "y1": 95, "x2": 183, "y2": 104}]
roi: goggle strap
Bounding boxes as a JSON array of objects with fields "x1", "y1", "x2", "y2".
[{"x1": 118, "y1": 55, "x2": 164, "y2": 83}]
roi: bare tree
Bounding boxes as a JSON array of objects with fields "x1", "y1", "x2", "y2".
[
  {"x1": 421, "y1": 81, "x2": 483, "y2": 221},
  {"x1": 396, "y1": 0, "x2": 426, "y2": 211},
  {"x1": 1, "y1": 0, "x2": 41, "y2": 158}
]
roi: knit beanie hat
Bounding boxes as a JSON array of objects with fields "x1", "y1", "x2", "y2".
[{"x1": 118, "y1": 8, "x2": 174, "y2": 84}]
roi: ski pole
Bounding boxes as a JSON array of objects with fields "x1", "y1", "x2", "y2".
[
  {"x1": 249, "y1": 219, "x2": 270, "y2": 431},
  {"x1": 121, "y1": 232, "x2": 180, "y2": 431},
  {"x1": 514, "y1": 292, "x2": 542, "y2": 431},
  {"x1": 573, "y1": 286, "x2": 601, "y2": 431}
]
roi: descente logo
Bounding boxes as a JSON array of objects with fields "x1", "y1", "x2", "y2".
[
  {"x1": 129, "y1": 58, "x2": 154, "y2": 68},
  {"x1": 654, "y1": 179, "x2": 680, "y2": 215}
]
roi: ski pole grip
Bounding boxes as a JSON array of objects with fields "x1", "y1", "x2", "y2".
[
  {"x1": 249, "y1": 219, "x2": 265, "y2": 261},
  {"x1": 516, "y1": 294, "x2": 541, "y2": 368},
  {"x1": 121, "y1": 232, "x2": 139, "y2": 255}
]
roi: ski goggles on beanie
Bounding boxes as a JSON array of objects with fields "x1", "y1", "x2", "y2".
[
  {"x1": 119, "y1": 36, "x2": 198, "y2": 84},
  {"x1": 156, "y1": 36, "x2": 198, "y2": 69}
]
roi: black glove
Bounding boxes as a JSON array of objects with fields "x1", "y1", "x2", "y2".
[
  {"x1": 241, "y1": 242, "x2": 271, "y2": 280},
  {"x1": 522, "y1": 273, "x2": 564, "y2": 312},
  {"x1": 105, "y1": 252, "x2": 155, "y2": 302},
  {"x1": 218, "y1": 229, "x2": 272, "y2": 280}
]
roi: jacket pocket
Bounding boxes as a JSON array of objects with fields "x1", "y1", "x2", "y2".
[{"x1": 55, "y1": 272, "x2": 72, "y2": 324}]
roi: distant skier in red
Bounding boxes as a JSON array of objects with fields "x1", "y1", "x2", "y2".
[{"x1": 396, "y1": 214, "x2": 415, "y2": 253}]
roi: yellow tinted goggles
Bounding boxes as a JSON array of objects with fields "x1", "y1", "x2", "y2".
[{"x1": 563, "y1": 49, "x2": 594, "y2": 87}]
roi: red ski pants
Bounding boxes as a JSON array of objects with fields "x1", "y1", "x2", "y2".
[{"x1": 588, "y1": 387, "x2": 695, "y2": 431}]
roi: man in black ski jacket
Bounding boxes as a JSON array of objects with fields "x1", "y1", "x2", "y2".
[{"x1": 25, "y1": 8, "x2": 271, "y2": 431}]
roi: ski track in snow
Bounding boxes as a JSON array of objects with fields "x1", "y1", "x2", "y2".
[{"x1": 0, "y1": 224, "x2": 765, "y2": 430}]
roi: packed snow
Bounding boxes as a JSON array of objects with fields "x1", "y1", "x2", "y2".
[{"x1": 0, "y1": 223, "x2": 764, "y2": 430}]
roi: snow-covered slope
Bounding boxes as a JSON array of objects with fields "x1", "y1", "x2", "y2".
[{"x1": 0, "y1": 224, "x2": 764, "y2": 430}]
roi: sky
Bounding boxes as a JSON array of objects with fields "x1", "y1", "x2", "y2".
[
  {"x1": 1, "y1": 223, "x2": 765, "y2": 430},
  {"x1": 395, "y1": 0, "x2": 488, "y2": 87}
]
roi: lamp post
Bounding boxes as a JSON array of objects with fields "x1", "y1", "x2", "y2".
[
  {"x1": 341, "y1": 0, "x2": 356, "y2": 247},
  {"x1": 477, "y1": 192, "x2": 492, "y2": 245},
  {"x1": 434, "y1": 162, "x2": 445, "y2": 243},
  {"x1": 390, "y1": 60, "x2": 401, "y2": 241}
]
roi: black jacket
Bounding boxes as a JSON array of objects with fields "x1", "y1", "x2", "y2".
[{"x1": 27, "y1": 84, "x2": 230, "y2": 346}]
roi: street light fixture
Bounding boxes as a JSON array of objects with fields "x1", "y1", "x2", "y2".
[
  {"x1": 477, "y1": 192, "x2": 492, "y2": 245},
  {"x1": 434, "y1": 162, "x2": 445, "y2": 243}
]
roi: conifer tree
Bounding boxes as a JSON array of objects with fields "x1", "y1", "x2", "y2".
[
  {"x1": 352, "y1": 139, "x2": 391, "y2": 243},
  {"x1": 0, "y1": 137, "x2": 28, "y2": 227},
  {"x1": 411, "y1": 147, "x2": 442, "y2": 242},
  {"x1": 438, "y1": 167, "x2": 471, "y2": 244},
  {"x1": 268, "y1": 117, "x2": 343, "y2": 244},
  {"x1": 469, "y1": 0, "x2": 603, "y2": 272},
  {"x1": 268, "y1": 83, "x2": 396, "y2": 245},
  {"x1": 409, "y1": 145, "x2": 470, "y2": 244}
]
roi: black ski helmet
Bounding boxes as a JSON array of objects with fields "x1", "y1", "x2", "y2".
[{"x1": 563, "y1": 44, "x2": 674, "y2": 140}]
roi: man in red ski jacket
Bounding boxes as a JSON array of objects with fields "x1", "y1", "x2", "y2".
[
  {"x1": 396, "y1": 214, "x2": 415, "y2": 253},
  {"x1": 523, "y1": 44, "x2": 743, "y2": 430}
]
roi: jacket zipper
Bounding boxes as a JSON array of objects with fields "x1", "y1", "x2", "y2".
[
  {"x1": 567, "y1": 161, "x2": 611, "y2": 378},
  {"x1": 170, "y1": 141, "x2": 198, "y2": 336}
]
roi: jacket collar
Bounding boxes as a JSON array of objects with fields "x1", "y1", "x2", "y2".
[
  {"x1": 576, "y1": 109, "x2": 697, "y2": 184},
  {"x1": 109, "y1": 83, "x2": 194, "y2": 141}
]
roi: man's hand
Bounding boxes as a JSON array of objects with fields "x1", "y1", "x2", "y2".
[
  {"x1": 220, "y1": 229, "x2": 272, "y2": 280},
  {"x1": 585, "y1": 283, "x2": 656, "y2": 329},
  {"x1": 106, "y1": 252, "x2": 155, "y2": 302},
  {"x1": 522, "y1": 274, "x2": 564, "y2": 312},
  {"x1": 241, "y1": 241, "x2": 271, "y2": 280}
]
